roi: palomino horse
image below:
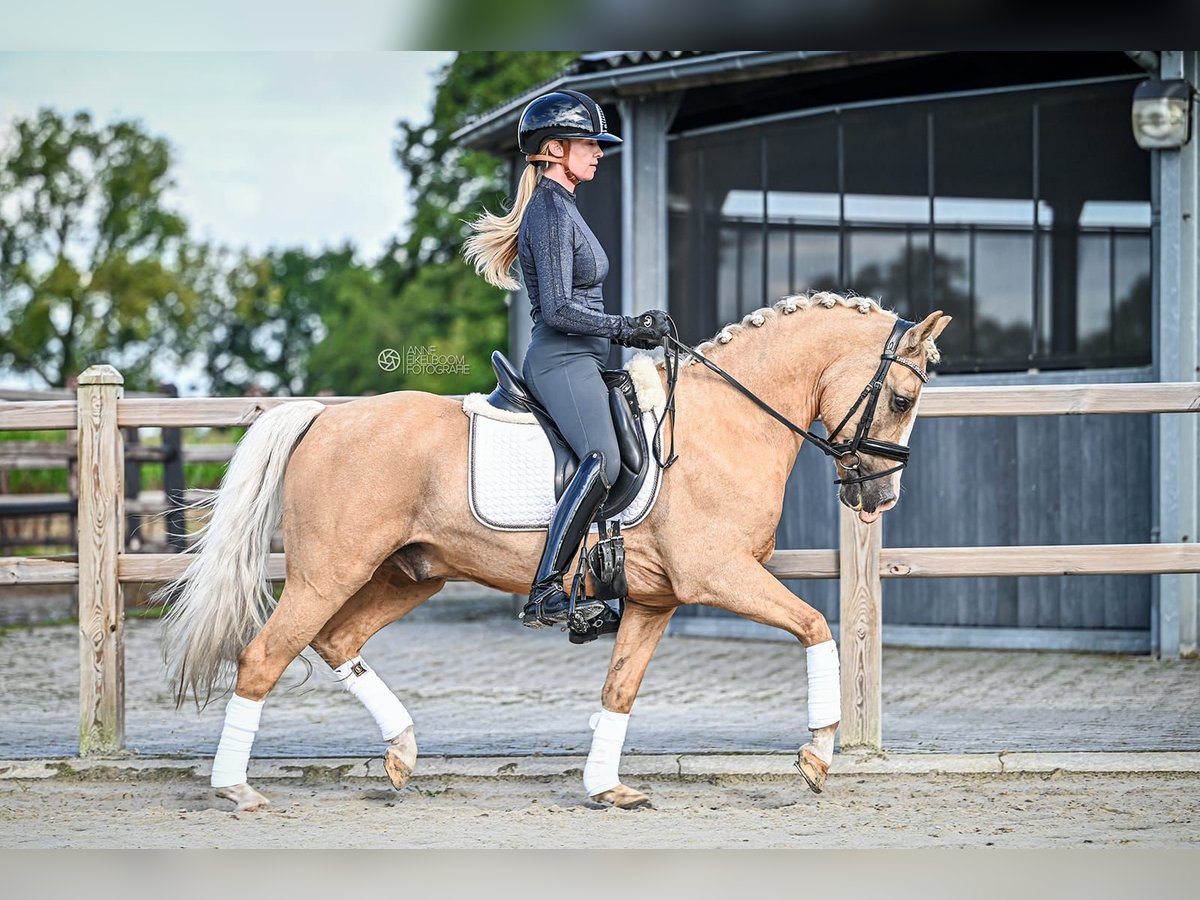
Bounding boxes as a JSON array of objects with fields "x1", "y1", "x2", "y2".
[{"x1": 156, "y1": 291, "x2": 951, "y2": 812}]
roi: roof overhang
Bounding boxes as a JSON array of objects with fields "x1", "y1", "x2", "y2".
[{"x1": 452, "y1": 50, "x2": 941, "y2": 153}]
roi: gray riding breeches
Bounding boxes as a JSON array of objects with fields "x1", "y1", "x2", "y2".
[{"x1": 522, "y1": 321, "x2": 622, "y2": 489}]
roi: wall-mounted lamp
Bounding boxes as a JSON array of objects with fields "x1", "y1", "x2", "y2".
[{"x1": 1132, "y1": 79, "x2": 1193, "y2": 150}]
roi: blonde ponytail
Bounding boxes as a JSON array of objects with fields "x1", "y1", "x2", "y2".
[{"x1": 462, "y1": 160, "x2": 543, "y2": 291}]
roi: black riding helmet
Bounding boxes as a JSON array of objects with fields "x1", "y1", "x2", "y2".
[{"x1": 517, "y1": 89, "x2": 622, "y2": 155}]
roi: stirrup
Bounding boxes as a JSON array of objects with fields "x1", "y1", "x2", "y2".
[
  {"x1": 520, "y1": 593, "x2": 609, "y2": 629},
  {"x1": 520, "y1": 546, "x2": 608, "y2": 629},
  {"x1": 568, "y1": 598, "x2": 623, "y2": 644},
  {"x1": 565, "y1": 544, "x2": 622, "y2": 643}
]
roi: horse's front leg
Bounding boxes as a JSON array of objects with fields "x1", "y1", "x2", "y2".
[
  {"x1": 679, "y1": 555, "x2": 841, "y2": 794},
  {"x1": 583, "y1": 601, "x2": 675, "y2": 809}
]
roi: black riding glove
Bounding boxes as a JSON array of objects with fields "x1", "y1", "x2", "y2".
[{"x1": 615, "y1": 309, "x2": 671, "y2": 350}]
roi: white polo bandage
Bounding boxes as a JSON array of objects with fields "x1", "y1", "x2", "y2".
[
  {"x1": 806, "y1": 640, "x2": 842, "y2": 730},
  {"x1": 210, "y1": 693, "x2": 265, "y2": 788},
  {"x1": 583, "y1": 708, "x2": 629, "y2": 796},
  {"x1": 333, "y1": 656, "x2": 413, "y2": 742}
]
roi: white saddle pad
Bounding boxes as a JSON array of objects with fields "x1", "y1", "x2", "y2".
[{"x1": 461, "y1": 354, "x2": 667, "y2": 532}]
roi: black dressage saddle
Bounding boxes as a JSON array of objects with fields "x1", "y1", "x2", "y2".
[{"x1": 485, "y1": 350, "x2": 652, "y2": 520}]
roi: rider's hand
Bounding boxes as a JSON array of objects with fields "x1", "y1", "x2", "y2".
[{"x1": 616, "y1": 309, "x2": 671, "y2": 350}]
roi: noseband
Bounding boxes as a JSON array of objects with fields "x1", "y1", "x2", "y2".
[
  {"x1": 655, "y1": 316, "x2": 928, "y2": 486},
  {"x1": 806, "y1": 317, "x2": 929, "y2": 485}
]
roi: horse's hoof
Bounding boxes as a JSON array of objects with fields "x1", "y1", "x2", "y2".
[
  {"x1": 216, "y1": 783, "x2": 271, "y2": 812},
  {"x1": 794, "y1": 745, "x2": 829, "y2": 794},
  {"x1": 591, "y1": 783, "x2": 652, "y2": 810},
  {"x1": 385, "y1": 725, "x2": 417, "y2": 790}
]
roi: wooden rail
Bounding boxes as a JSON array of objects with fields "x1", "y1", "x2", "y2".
[
  {"x1": 0, "y1": 442, "x2": 238, "y2": 467},
  {"x1": 0, "y1": 371, "x2": 1198, "y2": 755}
]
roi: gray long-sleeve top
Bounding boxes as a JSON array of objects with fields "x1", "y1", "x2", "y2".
[{"x1": 517, "y1": 177, "x2": 632, "y2": 342}]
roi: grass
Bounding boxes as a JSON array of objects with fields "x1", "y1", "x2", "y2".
[
  {"x1": 0, "y1": 606, "x2": 168, "y2": 641},
  {"x1": 4, "y1": 544, "x2": 74, "y2": 556},
  {"x1": 3, "y1": 427, "x2": 246, "y2": 554},
  {"x1": 1, "y1": 426, "x2": 246, "y2": 493}
]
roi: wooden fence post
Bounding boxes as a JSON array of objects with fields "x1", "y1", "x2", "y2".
[
  {"x1": 76, "y1": 365, "x2": 125, "y2": 755},
  {"x1": 839, "y1": 506, "x2": 883, "y2": 750}
]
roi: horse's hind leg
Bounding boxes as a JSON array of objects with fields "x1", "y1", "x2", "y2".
[
  {"x1": 584, "y1": 601, "x2": 675, "y2": 809},
  {"x1": 308, "y1": 566, "x2": 446, "y2": 791},
  {"x1": 212, "y1": 571, "x2": 372, "y2": 812}
]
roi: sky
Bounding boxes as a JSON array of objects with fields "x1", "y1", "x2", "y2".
[
  {"x1": 2, "y1": 2, "x2": 424, "y2": 51},
  {"x1": 0, "y1": 51, "x2": 455, "y2": 260}
]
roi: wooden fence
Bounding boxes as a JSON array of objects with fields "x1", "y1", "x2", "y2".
[
  {"x1": 0, "y1": 384, "x2": 194, "y2": 554},
  {"x1": 1, "y1": 365, "x2": 1198, "y2": 755}
]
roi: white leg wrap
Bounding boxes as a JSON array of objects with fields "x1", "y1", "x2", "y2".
[
  {"x1": 583, "y1": 708, "x2": 629, "y2": 797},
  {"x1": 333, "y1": 656, "x2": 413, "y2": 742},
  {"x1": 211, "y1": 694, "x2": 264, "y2": 788},
  {"x1": 806, "y1": 640, "x2": 842, "y2": 730}
]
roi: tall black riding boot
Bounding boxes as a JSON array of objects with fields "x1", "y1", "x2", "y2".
[{"x1": 521, "y1": 451, "x2": 614, "y2": 629}]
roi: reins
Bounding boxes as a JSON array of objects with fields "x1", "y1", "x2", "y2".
[{"x1": 649, "y1": 314, "x2": 928, "y2": 486}]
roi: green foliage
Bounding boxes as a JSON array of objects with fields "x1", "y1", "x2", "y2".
[
  {"x1": 201, "y1": 244, "x2": 386, "y2": 396},
  {"x1": 0, "y1": 108, "x2": 206, "y2": 390},
  {"x1": 417, "y1": 1, "x2": 565, "y2": 49},
  {"x1": 365, "y1": 52, "x2": 577, "y2": 396},
  {"x1": 192, "y1": 52, "x2": 577, "y2": 398},
  {"x1": 0, "y1": 426, "x2": 236, "y2": 495},
  {"x1": 0, "y1": 55, "x2": 580, "y2": 399},
  {"x1": 0, "y1": 430, "x2": 66, "y2": 492},
  {"x1": 387, "y1": 51, "x2": 577, "y2": 282}
]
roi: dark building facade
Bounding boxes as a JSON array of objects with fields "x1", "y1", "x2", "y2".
[{"x1": 456, "y1": 51, "x2": 1199, "y2": 657}]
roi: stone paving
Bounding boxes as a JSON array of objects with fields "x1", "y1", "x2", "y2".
[{"x1": 1, "y1": 610, "x2": 1197, "y2": 759}]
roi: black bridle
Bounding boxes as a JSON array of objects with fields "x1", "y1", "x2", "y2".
[{"x1": 651, "y1": 315, "x2": 928, "y2": 486}]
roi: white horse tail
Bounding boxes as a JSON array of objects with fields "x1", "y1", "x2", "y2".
[{"x1": 156, "y1": 400, "x2": 326, "y2": 708}]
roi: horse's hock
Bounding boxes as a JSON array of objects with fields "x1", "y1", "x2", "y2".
[{"x1": 1, "y1": 363, "x2": 1199, "y2": 756}]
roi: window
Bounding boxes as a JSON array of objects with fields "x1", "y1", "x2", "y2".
[{"x1": 667, "y1": 77, "x2": 1151, "y2": 373}]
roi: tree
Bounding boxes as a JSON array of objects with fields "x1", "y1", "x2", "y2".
[
  {"x1": 201, "y1": 245, "x2": 385, "y2": 396},
  {"x1": 387, "y1": 51, "x2": 578, "y2": 284},
  {"x1": 0, "y1": 108, "x2": 205, "y2": 389},
  {"x1": 367, "y1": 52, "x2": 578, "y2": 395}
]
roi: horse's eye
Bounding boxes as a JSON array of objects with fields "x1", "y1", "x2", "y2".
[{"x1": 892, "y1": 395, "x2": 912, "y2": 413}]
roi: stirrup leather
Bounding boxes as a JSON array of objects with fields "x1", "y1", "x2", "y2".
[{"x1": 588, "y1": 519, "x2": 627, "y2": 602}]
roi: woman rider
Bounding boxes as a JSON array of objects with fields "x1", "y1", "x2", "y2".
[{"x1": 463, "y1": 89, "x2": 670, "y2": 638}]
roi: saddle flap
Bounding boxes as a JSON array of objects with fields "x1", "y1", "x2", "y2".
[{"x1": 609, "y1": 383, "x2": 645, "y2": 477}]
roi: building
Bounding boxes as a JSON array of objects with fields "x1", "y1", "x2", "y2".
[{"x1": 454, "y1": 51, "x2": 1198, "y2": 657}]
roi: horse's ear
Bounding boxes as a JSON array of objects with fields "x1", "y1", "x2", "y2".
[{"x1": 901, "y1": 311, "x2": 953, "y2": 356}]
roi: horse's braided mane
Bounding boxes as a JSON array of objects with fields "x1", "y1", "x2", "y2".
[{"x1": 654, "y1": 289, "x2": 942, "y2": 369}]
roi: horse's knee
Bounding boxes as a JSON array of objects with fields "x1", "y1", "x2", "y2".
[
  {"x1": 798, "y1": 611, "x2": 833, "y2": 647},
  {"x1": 600, "y1": 682, "x2": 636, "y2": 713}
]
